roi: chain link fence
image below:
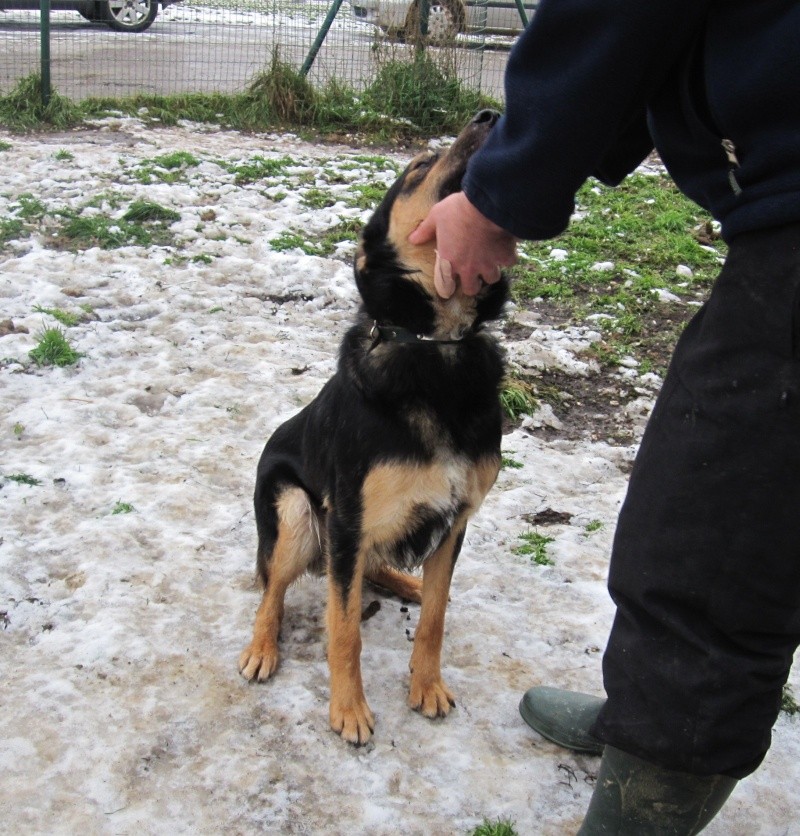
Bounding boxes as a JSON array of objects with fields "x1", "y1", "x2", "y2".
[{"x1": 0, "y1": 1, "x2": 533, "y2": 106}]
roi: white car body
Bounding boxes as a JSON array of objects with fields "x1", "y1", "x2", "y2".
[{"x1": 352, "y1": 0, "x2": 537, "y2": 38}]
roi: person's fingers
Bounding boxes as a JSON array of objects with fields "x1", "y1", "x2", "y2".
[
  {"x1": 408, "y1": 215, "x2": 436, "y2": 245},
  {"x1": 434, "y1": 251, "x2": 457, "y2": 298}
]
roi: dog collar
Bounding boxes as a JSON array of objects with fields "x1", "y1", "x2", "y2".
[{"x1": 368, "y1": 321, "x2": 470, "y2": 350}]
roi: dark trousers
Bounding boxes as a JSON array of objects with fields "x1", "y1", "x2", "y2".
[{"x1": 591, "y1": 222, "x2": 800, "y2": 779}]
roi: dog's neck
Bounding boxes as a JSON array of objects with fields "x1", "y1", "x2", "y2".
[{"x1": 367, "y1": 321, "x2": 472, "y2": 352}]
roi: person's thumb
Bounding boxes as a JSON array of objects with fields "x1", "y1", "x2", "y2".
[{"x1": 408, "y1": 214, "x2": 436, "y2": 245}]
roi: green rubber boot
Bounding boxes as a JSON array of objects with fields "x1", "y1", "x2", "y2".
[
  {"x1": 578, "y1": 745, "x2": 738, "y2": 835},
  {"x1": 519, "y1": 686, "x2": 605, "y2": 755}
]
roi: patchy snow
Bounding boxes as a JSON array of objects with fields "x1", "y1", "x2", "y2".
[{"x1": 1, "y1": 120, "x2": 798, "y2": 835}]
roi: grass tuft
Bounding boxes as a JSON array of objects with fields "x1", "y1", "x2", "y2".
[
  {"x1": 512, "y1": 530, "x2": 555, "y2": 566},
  {"x1": 0, "y1": 74, "x2": 83, "y2": 131},
  {"x1": 29, "y1": 328, "x2": 82, "y2": 367},
  {"x1": 471, "y1": 819, "x2": 518, "y2": 836}
]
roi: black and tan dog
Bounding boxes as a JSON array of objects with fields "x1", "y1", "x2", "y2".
[{"x1": 239, "y1": 110, "x2": 509, "y2": 744}]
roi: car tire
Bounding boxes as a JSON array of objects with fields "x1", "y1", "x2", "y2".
[
  {"x1": 102, "y1": 0, "x2": 159, "y2": 33},
  {"x1": 404, "y1": 0, "x2": 465, "y2": 44},
  {"x1": 77, "y1": 2, "x2": 106, "y2": 21}
]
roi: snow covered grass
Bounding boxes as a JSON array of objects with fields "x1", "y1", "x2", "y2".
[{"x1": 1, "y1": 119, "x2": 799, "y2": 834}]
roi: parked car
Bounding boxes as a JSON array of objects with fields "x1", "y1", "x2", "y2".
[
  {"x1": 351, "y1": 0, "x2": 536, "y2": 42},
  {"x1": 0, "y1": 0, "x2": 181, "y2": 33}
]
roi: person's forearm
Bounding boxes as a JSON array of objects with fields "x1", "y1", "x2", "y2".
[{"x1": 464, "y1": 0, "x2": 710, "y2": 240}]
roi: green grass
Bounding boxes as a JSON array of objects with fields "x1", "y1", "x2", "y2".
[
  {"x1": 33, "y1": 305, "x2": 81, "y2": 327},
  {"x1": 585, "y1": 519, "x2": 604, "y2": 534},
  {"x1": 471, "y1": 819, "x2": 518, "y2": 836},
  {"x1": 122, "y1": 200, "x2": 181, "y2": 224},
  {"x1": 781, "y1": 684, "x2": 799, "y2": 716},
  {"x1": 500, "y1": 376, "x2": 538, "y2": 420},
  {"x1": 29, "y1": 328, "x2": 82, "y2": 367},
  {"x1": 501, "y1": 454, "x2": 523, "y2": 469},
  {"x1": 512, "y1": 530, "x2": 555, "y2": 566},
  {"x1": 129, "y1": 152, "x2": 201, "y2": 184},
  {"x1": 0, "y1": 217, "x2": 25, "y2": 248},
  {"x1": 0, "y1": 74, "x2": 83, "y2": 131},
  {"x1": 111, "y1": 501, "x2": 136, "y2": 515},
  {"x1": 224, "y1": 154, "x2": 297, "y2": 185},
  {"x1": 4, "y1": 472, "x2": 42, "y2": 486},
  {"x1": 510, "y1": 173, "x2": 726, "y2": 372},
  {"x1": 0, "y1": 50, "x2": 498, "y2": 140}
]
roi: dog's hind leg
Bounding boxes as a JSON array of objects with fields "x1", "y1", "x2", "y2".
[
  {"x1": 407, "y1": 520, "x2": 467, "y2": 719},
  {"x1": 239, "y1": 487, "x2": 321, "y2": 682},
  {"x1": 364, "y1": 563, "x2": 422, "y2": 604}
]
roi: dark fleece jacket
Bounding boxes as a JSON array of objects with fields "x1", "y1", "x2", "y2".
[{"x1": 463, "y1": 0, "x2": 800, "y2": 243}]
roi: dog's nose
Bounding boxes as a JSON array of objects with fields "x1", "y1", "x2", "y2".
[{"x1": 472, "y1": 109, "x2": 500, "y2": 127}]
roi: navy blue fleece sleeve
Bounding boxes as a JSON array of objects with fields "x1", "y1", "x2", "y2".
[{"x1": 462, "y1": 0, "x2": 712, "y2": 240}]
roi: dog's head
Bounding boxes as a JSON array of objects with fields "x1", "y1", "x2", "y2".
[{"x1": 355, "y1": 110, "x2": 509, "y2": 340}]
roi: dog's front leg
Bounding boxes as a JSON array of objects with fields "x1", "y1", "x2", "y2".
[
  {"x1": 408, "y1": 522, "x2": 467, "y2": 719},
  {"x1": 326, "y1": 535, "x2": 374, "y2": 745}
]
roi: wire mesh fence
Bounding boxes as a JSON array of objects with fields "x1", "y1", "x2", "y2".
[{"x1": 0, "y1": 1, "x2": 532, "y2": 108}]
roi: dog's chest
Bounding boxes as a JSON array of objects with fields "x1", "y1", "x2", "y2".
[{"x1": 360, "y1": 456, "x2": 499, "y2": 568}]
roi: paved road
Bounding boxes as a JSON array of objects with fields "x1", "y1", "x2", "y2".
[{"x1": 0, "y1": 11, "x2": 508, "y2": 102}]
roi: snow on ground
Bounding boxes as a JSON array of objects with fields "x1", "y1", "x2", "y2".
[{"x1": 1, "y1": 120, "x2": 798, "y2": 835}]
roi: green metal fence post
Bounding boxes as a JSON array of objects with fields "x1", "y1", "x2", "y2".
[
  {"x1": 40, "y1": 0, "x2": 52, "y2": 105},
  {"x1": 513, "y1": 0, "x2": 530, "y2": 27},
  {"x1": 300, "y1": 0, "x2": 346, "y2": 77}
]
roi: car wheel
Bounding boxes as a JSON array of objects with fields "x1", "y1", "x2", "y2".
[
  {"x1": 404, "y1": 0, "x2": 465, "y2": 44},
  {"x1": 103, "y1": 0, "x2": 159, "y2": 33}
]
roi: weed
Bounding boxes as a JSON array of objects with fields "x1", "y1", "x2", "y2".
[
  {"x1": 111, "y1": 501, "x2": 135, "y2": 515},
  {"x1": 512, "y1": 530, "x2": 555, "y2": 566},
  {"x1": 122, "y1": 200, "x2": 181, "y2": 224},
  {"x1": 500, "y1": 376, "x2": 538, "y2": 420},
  {"x1": 585, "y1": 519, "x2": 604, "y2": 533},
  {"x1": 316, "y1": 218, "x2": 363, "y2": 257},
  {"x1": 32, "y1": 305, "x2": 81, "y2": 327},
  {"x1": 245, "y1": 50, "x2": 318, "y2": 124},
  {"x1": 192, "y1": 254, "x2": 214, "y2": 265},
  {"x1": 29, "y1": 328, "x2": 82, "y2": 367},
  {"x1": 153, "y1": 150, "x2": 200, "y2": 170},
  {"x1": 225, "y1": 154, "x2": 296, "y2": 185},
  {"x1": 0, "y1": 217, "x2": 25, "y2": 248},
  {"x1": 781, "y1": 684, "x2": 799, "y2": 716},
  {"x1": 501, "y1": 455, "x2": 524, "y2": 469},
  {"x1": 54, "y1": 149, "x2": 74, "y2": 161},
  {"x1": 302, "y1": 188, "x2": 338, "y2": 209},
  {"x1": 0, "y1": 74, "x2": 83, "y2": 131},
  {"x1": 4, "y1": 472, "x2": 42, "y2": 486},
  {"x1": 269, "y1": 230, "x2": 319, "y2": 256},
  {"x1": 13, "y1": 422, "x2": 24, "y2": 438},
  {"x1": 471, "y1": 819, "x2": 518, "y2": 836},
  {"x1": 361, "y1": 51, "x2": 493, "y2": 135},
  {"x1": 346, "y1": 182, "x2": 391, "y2": 210},
  {"x1": 13, "y1": 193, "x2": 48, "y2": 221},
  {"x1": 0, "y1": 140, "x2": 11, "y2": 151}
]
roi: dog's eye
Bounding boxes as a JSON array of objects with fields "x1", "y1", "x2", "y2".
[{"x1": 409, "y1": 154, "x2": 436, "y2": 172}]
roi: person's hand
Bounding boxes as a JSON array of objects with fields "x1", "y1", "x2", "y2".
[{"x1": 408, "y1": 192, "x2": 517, "y2": 297}]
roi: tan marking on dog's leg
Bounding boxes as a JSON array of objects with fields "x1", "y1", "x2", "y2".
[
  {"x1": 239, "y1": 490, "x2": 319, "y2": 682},
  {"x1": 364, "y1": 564, "x2": 423, "y2": 604},
  {"x1": 327, "y1": 556, "x2": 375, "y2": 745},
  {"x1": 407, "y1": 523, "x2": 465, "y2": 719}
]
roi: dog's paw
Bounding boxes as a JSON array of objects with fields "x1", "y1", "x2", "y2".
[
  {"x1": 408, "y1": 676, "x2": 456, "y2": 719},
  {"x1": 238, "y1": 643, "x2": 279, "y2": 682},
  {"x1": 329, "y1": 698, "x2": 375, "y2": 745}
]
